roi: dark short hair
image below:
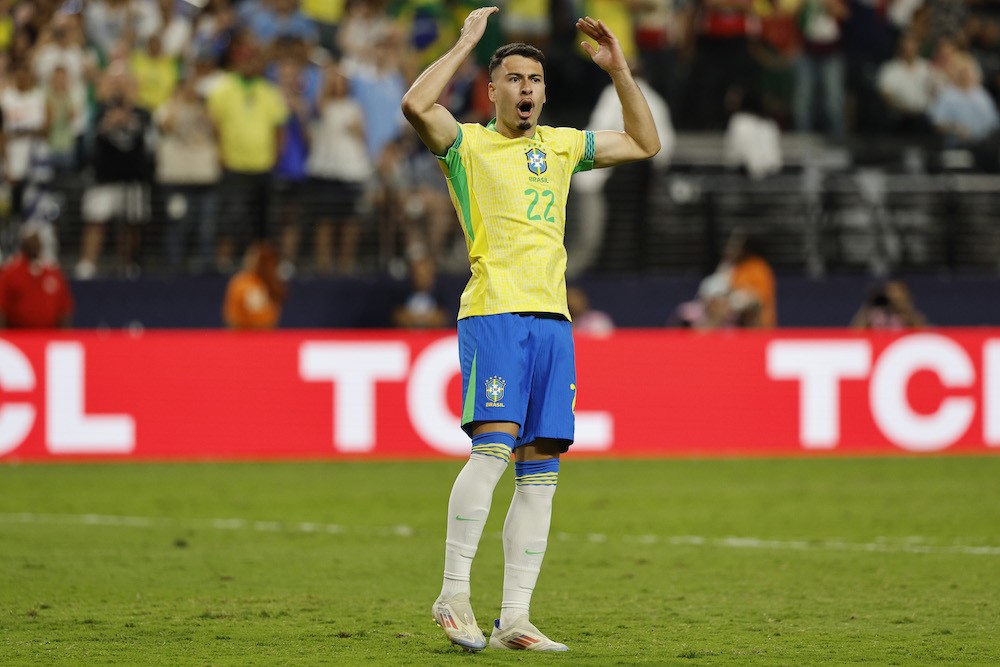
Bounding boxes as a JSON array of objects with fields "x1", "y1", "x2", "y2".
[{"x1": 488, "y1": 43, "x2": 545, "y2": 79}]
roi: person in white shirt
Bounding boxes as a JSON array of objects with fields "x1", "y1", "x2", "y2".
[
  {"x1": 877, "y1": 33, "x2": 935, "y2": 134},
  {"x1": 724, "y1": 87, "x2": 783, "y2": 180},
  {"x1": 1, "y1": 61, "x2": 49, "y2": 221},
  {"x1": 567, "y1": 68, "x2": 674, "y2": 277},
  {"x1": 304, "y1": 63, "x2": 374, "y2": 274}
]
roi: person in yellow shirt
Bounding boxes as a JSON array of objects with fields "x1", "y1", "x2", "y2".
[
  {"x1": 301, "y1": 0, "x2": 347, "y2": 54},
  {"x1": 207, "y1": 42, "x2": 288, "y2": 271},
  {"x1": 402, "y1": 6, "x2": 660, "y2": 653},
  {"x1": 500, "y1": 0, "x2": 550, "y2": 49},
  {"x1": 222, "y1": 241, "x2": 287, "y2": 329},
  {"x1": 129, "y1": 34, "x2": 178, "y2": 111}
]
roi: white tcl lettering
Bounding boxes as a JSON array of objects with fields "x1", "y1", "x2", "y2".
[
  {"x1": 299, "y1": 337, "x2": 613, "y2": 454},
  {"x1": 768, "y1": 334, "x2": 997, "y2": 452},
  {"x1": 0, "y1": 341, "x2": 136, "y2": 456}
]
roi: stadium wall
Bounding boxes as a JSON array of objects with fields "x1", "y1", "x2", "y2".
[
  {"x1": 1, "y1": 330, "x2": 998, "y2": 462},
  {"x1": 68, "y1": 273, "x2": 1000, "y2": 329}
]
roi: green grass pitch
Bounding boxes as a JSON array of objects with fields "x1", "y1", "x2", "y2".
[{"x1": 1, "y1": 457, "x2": 998, "y2": 665}]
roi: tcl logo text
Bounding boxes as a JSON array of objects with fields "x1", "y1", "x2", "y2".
[
  {"x1": 768, "y1": 334, "x2": 1000, "y2": 451},
  {"x1": 0, "y1": 341, "x2": 135, "y2": 456}
]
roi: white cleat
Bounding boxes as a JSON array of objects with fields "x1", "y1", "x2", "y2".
[
  {"x1": 431, "y1": 594, "x2": 487, "y2": 652},
  {"x1": 489, "y1": 616, "x2": 569, "y2": 651}
]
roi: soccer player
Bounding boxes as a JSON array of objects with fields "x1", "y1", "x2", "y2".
[{"x1": 401, "y1": 7, "x2": 660, "y2": 652}]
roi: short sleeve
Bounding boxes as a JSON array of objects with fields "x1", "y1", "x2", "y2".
[{"x1": 436, "y1": 123, "x2": 464, "y2": 175}]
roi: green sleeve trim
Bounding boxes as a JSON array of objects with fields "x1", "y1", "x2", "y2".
[
  {"x1": 437, "y1": 124, "x2": 474, "y2": 241},
  {"x1": 573, "y1": 130, "x2": 596, "y2": 174},
  {"x1": 434, "y1": 123, "x2": 463, "y2": 159}
]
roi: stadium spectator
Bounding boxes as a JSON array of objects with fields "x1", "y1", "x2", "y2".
[
  {"x1": 300, "y1": 0, "x2": 346, "y2": 56},
  {"x1": 568, "y1": 65, "x2": 674, "y2": 277},
  {"x1": 728, "y1": 231, "x2": 777, "y2": 328},
  {"x1": 672, "y1": 229, "x2": 777, "y2": 330},
  {"x1": 929, "y1": 53, "x2": 1000, "y2": 149},
  {"x1": 697, "y1": 228, "x2": 779, "y2": 328},
  {"x1": 305, "y1": 62, "x2": 371, "y2": 275},
  {"x1": 75, "y1": 64, "x2": 153, "y2": 280},
  {"x1": 499, "y1": 0, "x2": 551, "y2": 50},
  {"x1": 154, "y1": 73, "x2": 220, "y2": 273},
  {"x1": 567, "y1": 285, "x2": 614, "y2": 336},
  {"x1": 840, "y1": 0, "x2": 896, "y2": 135},
  {"x1": 392, "y1": 252, "x2": 448, "y2": 329},
  {"x1": 242, "y1": 0, "x2": 319, "y2": 49},
  {"x1": 671, "y1": 271, "x2": 737, "y2": 329},
  {"x1": 32, "y1": 11, "x2": 95, "y2": 139},
  {"x1": 157, "y1": 0, "x2": 196, "y2": 58},
  {"x1": 222, "y1": 240, "x2": 287, "y2": 329},
  {"x1": 129, "y1": 33, "x2": 178, "y2": 111},
  {"x1": 851, "y1": 279, "x2": 926, "y2": 329},
  {"x1": 265, "y1": 35, "x2": 324, "y2": 106},
  {"x1": 793, "y1": 0, "x2": 848, "y2": 140},
  {"x1": 271, "y1": 56, "x2": 312, "y2": 279},
  {"x1": 632, "y1": 0, "x2": 694, "y2": 115},
  {"x1": 1, "y1": 60, "x2": 49, "y2": 222},
  {"x1": 189, "y1": 0, "x2": 240, "y2": 67},
  {"x1": 337, "y1": 0, "x2": 395, "y2": 69},
  {"x1": 0, "y1": 226, "x2": 73, "y2": 328},
  {"x1": 928, "y1": 36, "x2": 979, "y2": 94},
  {"x1": 44, "y1": 65, "x2": 83, "y2": 171},
  {"x1": 684, "y1": 0, "x2": 757, "y2": 130},
  {"x1": 346, "y1": 30, "x2": 407, "y2": 168},
  {"x1": 723, "y1": 86, "x2": 783, "y2": 179},
  {"x1": 207, "y1": 40, "x2": 288, "y2": 271},
  {"x1": 749, "y1": 0, "x2": 803, "y2": 127},
  {"x1": 83, "y1": 0, "x2": 163, "y2": 62},
  {"x1": 876, "y1": 32, "x2": 934, "y2": 135}
]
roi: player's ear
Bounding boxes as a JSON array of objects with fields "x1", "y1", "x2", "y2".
[{"x1": 487, "y1": 80, "x2": 496, "y2": 103}]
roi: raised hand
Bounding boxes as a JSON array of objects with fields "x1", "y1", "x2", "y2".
[
  {"x1": 577, "y1": 16, "x2": 628, "y2": 73},
  {"x1": 460, "y1": 6, "x2": 499, "y2": 45}
]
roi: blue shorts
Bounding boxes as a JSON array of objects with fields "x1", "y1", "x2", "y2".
[{"x1": 458, "y1": 313, "x2": 576, "y2": 450}]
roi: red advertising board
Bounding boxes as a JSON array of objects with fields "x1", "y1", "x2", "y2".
[{"x1": 1, "y1": 329, "x2": 998, "y2": 461}]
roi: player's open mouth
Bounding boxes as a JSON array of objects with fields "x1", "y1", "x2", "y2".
[{"x1": 517, "y1": 100, "x2": 533, "y2": 119}]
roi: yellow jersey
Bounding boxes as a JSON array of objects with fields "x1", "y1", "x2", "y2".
[
  {"x1": 207, "y1": 74, "x2": 288, "y2": 173},
  {"x1": 129, "y1": 51, "x2": 178, "y2": 111},
  {"x1": 438, "y1": 120, "x2": 595, "y2": 320},
  {"x1": 301, "y1": 0, "x2": 346, "y2": 23}
]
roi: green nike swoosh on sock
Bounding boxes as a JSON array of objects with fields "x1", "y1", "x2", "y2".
[
  {"x1": 524, "y1": 549, "x2": 545, "y2": 555},
  {"x1": 455, "y1": 515, "x2": 481, "y2": 521}
]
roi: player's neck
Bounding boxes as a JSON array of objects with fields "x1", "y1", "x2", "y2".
[{"x1": 493, "y1": 118, "x2": 536, "y2": 140}]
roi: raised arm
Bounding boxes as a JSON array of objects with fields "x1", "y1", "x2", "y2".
[
  {"x1": 577, "y1": 16, "x2": 661, "y2": 168},
  {"x1": 401, "y1": 6, "x2": 499, "y2": 156}
]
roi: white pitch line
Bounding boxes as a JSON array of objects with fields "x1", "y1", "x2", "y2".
[{"x1": 1, "y1": 512, "x2": 998, "y2": 556}]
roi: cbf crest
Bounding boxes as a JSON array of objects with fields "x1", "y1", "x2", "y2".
[
  {"x1": 525, "y1": 148, "x2": 547, "y2": 175},
  {"x1": 485, "y1": 375, "x2": 506, "y2": 407}
]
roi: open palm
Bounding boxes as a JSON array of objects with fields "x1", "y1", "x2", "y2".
[{"x1": 577, "y1": 16, "x2": 628, "y2": 73}]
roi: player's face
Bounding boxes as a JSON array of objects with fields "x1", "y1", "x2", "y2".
[{"x1": 488, "y1": 55, "x2": 546, "y2": 137}]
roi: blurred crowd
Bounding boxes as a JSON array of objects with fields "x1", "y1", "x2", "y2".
[{"x1": 0, "y1": 0, "x2": 995, "y2": 288}]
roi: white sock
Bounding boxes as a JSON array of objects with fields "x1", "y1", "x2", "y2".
[
  {"x1": 439, "y1": 433, "x2": 514, "y2": 600},
  {"x1": 499, "y1": 458, "x2": 559, "y2": 627}
]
